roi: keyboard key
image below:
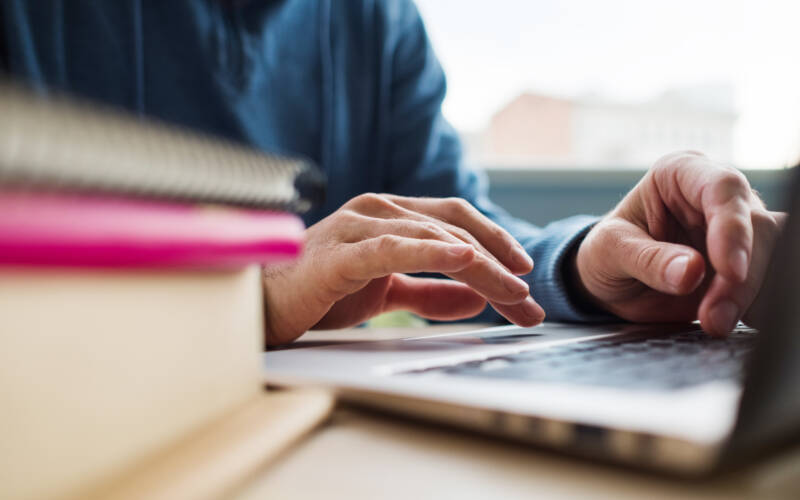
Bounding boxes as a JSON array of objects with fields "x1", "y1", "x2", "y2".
[{"x1": 404, "y1": 329, "x2": 756, "y2": 390}]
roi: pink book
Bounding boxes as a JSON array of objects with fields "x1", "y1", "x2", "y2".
[{"x1": 0, "y1": 190, "x2": 304, "y2": 268}]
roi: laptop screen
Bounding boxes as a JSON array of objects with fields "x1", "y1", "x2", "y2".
[{"x1": 727, "y1": 165, "x2": 800, "y2": 460}]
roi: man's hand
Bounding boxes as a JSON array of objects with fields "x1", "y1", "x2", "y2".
[
  {"x1": 575, "y1": 151, "x2": 786, "y2": 336},
  {"x1": 263, "y1": 193, "x2": 545, "y2": 345}
]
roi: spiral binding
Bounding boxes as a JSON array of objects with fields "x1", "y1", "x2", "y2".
[{"x1": 0, "y1": 83, "x2": 324, "y2": 212}]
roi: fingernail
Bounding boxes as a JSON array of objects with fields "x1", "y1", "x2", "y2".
[
  {"x1": 665, "y1": 255, "x2": 689, "y2": 289},
  {"x1": 730, "y1": 248, "x2": 748, "y2": 282},
  {"x1": 448, "y1": 245, "x2": 472, "y2": 257},
  {"x1": 710, "y1": 300, "x2": 739, "y2": 334},
  {"x1": 503, "y1": 273, "x2": 529, "y2": 295},
  {"x1": 512, "y1": 247, "x2": 534, "y2": 271}
]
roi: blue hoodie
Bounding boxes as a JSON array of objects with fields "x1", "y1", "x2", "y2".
[{"x1": 0, "y1": 0, "x2": 604, "y2": 322}]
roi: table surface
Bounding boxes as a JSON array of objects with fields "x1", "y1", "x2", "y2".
[{"x1": 239, "y1": 325, "x2": 800, "y2": 500}]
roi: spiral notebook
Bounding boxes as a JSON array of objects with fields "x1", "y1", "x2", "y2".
[
  {"x1": 0, "y1": 82, "x2": 322, "y2": 268},
  {"x1": 0, "y1": 82, "x2": 325, "y2": 212}
]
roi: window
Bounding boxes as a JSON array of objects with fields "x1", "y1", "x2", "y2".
[{"x1": 416, "y1": 0, "x2": 800, "y2": 169}]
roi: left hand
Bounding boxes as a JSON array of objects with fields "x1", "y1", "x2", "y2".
[{"x1": 574, "y1": 151, "x2": 786, "y2": 336}]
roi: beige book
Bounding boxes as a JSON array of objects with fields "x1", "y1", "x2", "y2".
[{"x1": 0, "y1": 266, "x2": 280, "y2": 500}]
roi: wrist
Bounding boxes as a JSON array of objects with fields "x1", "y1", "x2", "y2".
[
  {"x1": 563, "y1": 234, "x2": 608, "y2": 316},
  {"x1": 262, "y1": 264, "x2": 299, "y2": 347}
]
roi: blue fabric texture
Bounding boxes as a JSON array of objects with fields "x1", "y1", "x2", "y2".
[{"x1": 0, "y1": 0, "x2": 609, "y2": 323}]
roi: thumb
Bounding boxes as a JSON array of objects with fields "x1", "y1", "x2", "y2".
[{"x1": 615, "y1": 223, "x2": 706, "y2": 295}]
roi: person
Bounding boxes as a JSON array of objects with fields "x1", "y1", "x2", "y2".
[{"x1": 0, "y1": 1, "x2": 785, "y2": 345}]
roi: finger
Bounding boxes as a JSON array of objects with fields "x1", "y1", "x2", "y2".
[
  {"x1": 444, "y1": 253, "x2": 531, "y2": 305},
  {"x1": 340, "y1": 236, "x2": 476, "y2": 281},
  {"x1": 698, "y1": 210, "x2": 785, "y2": 336},
  {"x1": 385, "y1": 195, "x2": 534, "y2": 275},
  {"x1": 651, "y1": 152, "x2": 755, "y2": 283},
  {"x1": 373, "y1": 203, "x2": 515, "y2": 275},
  {"x1": 489, "y1": 297, "x2": 546, "y2": 327},
  {"x1": 697, "y1": 275, "x2": 749, "y2": 337},
  {"x1": 388, "y1": 273, "x2": 543, "y2": 326},
  {"x1": 338, "y1": 213, "x2": 500, "y2": 267},
  {"x1": 384, "y1": 274, "x2": 487, "y2": 320},
  {"x1": 601, "y1": 219, "x2": 706, "y2": 295},
  {"x1": 341, "y1": 218, "x2": 532, "y2": 304}
]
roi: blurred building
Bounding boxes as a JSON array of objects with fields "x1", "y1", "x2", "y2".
[{"x1": 471, "y1": 85, "x2": 737, "y2": 168}]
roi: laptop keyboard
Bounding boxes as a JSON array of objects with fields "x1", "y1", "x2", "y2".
[{"x1": 402, "y1": 328, "x2": 758, "y2": 390}]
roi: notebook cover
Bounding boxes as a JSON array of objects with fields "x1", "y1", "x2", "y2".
[{"x1": 0, "y1": 190, "x2": 304, "y2": 268}]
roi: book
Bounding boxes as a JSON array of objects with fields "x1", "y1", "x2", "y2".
[
  {"x1": 0, "y1": 82, "x2": 325, "y2": 212},
  {"x1": 0, "y1": 190, "x2": 305, "y2": 268},
  {"x1": 0, "y1": 81, "x2": 331, "y2": 500},
  {"x1": 0, "y1": 266, "x2": 326, "y2": 500}
]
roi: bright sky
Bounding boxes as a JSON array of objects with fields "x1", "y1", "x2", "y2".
[{"x1": 415, "y1": 0, "x2": 800, "y2": 168}]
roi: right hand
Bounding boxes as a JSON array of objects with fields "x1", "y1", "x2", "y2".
[
  {"x1": 573, "y1": 152, "x2": 785, "y2": 336},
  {"x1": 262, "y1": 193, "x2": 545, "y2": 345}
]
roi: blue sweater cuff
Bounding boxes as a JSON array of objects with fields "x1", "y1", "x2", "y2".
[{"x1": 523, "y1": 215, "x2": 614, "y2": 323}]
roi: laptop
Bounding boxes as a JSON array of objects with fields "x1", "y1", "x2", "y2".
[{"x1": 263, "y1": 168, "x2": 800, "y2": 476}]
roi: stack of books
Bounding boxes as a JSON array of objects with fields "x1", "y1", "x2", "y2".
[{"x1": 0, "y1": 84, "x2": 329, "y2": 500}]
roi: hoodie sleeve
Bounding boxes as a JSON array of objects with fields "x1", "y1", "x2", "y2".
[{"x1": 379, "y1": 0, "x2": 613, "y2": 322}]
